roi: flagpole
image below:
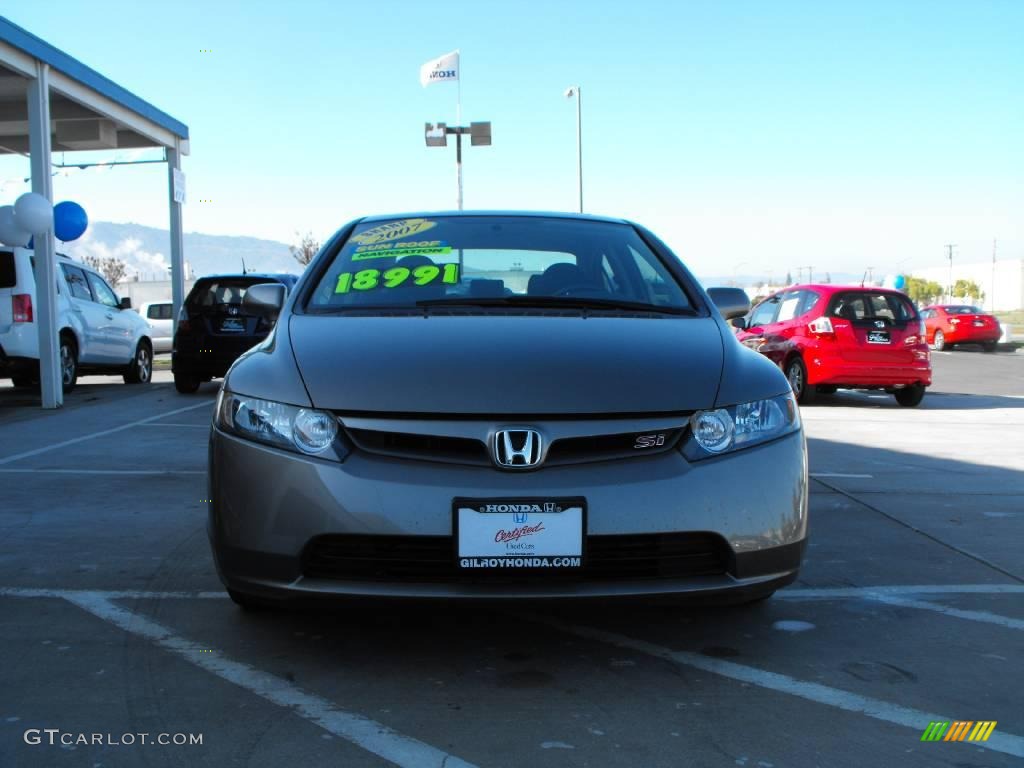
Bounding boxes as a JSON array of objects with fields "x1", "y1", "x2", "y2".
[{"x1": 456, "y1": 49, "x2": 463, "y2": 210}]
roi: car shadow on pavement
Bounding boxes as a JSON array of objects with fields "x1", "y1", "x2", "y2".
[{"x1": 804, "y1": 390, "x2": 1024, "y2": 410}]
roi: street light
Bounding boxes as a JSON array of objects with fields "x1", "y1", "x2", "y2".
[
  {"x1": 425, "y1": 121, "x2": 491, "y2": 210},
  {"x1": 565, "y1": 86, "x2": 582, "y2": 213}
]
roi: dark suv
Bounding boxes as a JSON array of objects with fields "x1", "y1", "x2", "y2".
[{"x1": 172, "y1": 273, "x2": 297, "y2": 393}]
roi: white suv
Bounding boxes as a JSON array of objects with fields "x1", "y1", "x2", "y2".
[{"x1": 0, "y1": 246, "x2": 153, "y2": 392}]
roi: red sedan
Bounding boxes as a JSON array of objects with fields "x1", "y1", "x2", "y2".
[{"x1": 920, "y1": 305, "x2": 1001, "y2": 352}]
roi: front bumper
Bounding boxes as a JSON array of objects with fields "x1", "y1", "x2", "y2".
[{"x1": 208, "y1": 428, "x2": 808, "y2": 600}]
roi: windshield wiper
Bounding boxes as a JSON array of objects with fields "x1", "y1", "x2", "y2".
[{"x1": 414, "y1": 296, "x2": 696, "y2": 315}]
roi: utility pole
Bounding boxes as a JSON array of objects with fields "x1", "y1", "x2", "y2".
[
  {"x1": 991, "y1": 239, "x2": 997, "y2": 311},
  {"x1": 945, "y1": 244, "x2": 955, "y2": 302}
]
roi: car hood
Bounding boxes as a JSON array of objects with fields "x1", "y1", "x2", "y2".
[{"x1": 289, "y1": 314, "x2": 725, "y2": 414}]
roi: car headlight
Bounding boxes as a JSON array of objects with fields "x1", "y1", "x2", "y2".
[
  {"x1": 683, "y1": 392, "x2": 800, "y2": 460},
  {"x1": 215, "y1": 389, "x2": 348, "y2": 460}
]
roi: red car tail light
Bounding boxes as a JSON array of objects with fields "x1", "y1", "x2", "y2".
[
  {"x1": 12, "y1": 293, "x2": 32, "y2": 322},
  {"x1": 807, "y1": 316, "x2": 833, "y2": 335}
]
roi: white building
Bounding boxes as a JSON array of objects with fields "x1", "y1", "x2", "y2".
[{"x1": 911, "y1": 259, "x2": 1023, "y2": 312}]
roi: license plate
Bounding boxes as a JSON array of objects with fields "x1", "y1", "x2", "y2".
[
  {"x1": 866, "y1": 330, "x2": 890, "y2": 344},
  {"x1": 454, "y1": 498, "x2": 585, "y2": 571},
  {"x1": 220, "y1": 318, "x2": 245, "y2": 332}
]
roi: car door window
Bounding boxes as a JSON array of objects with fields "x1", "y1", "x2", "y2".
[
  {"x1": 62, "y1": 265, "x2": 93, "y2": 301},
  {"x1": 147, "y1": 303, "x2": 172, "y2": 320},
  {"x1": 85, "y1": 271, "x2": 119, "y2": 308},
  {"x1": 775, "y1": 291, "x2": 802, "y2": 322},
  {"x1": 799, "y1": 290, "x2": 821, "y2": 316},
  {"x1": 748, "y1": 297, "x2": 779, "y2": 327}
]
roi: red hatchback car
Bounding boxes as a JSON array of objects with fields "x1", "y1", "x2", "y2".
[
  {"x1": 920, "y1": 304, "x2": 1001, "y2": 352},
  {"x1": 734, "y1": 284, "x2": 932, "y2": 406}
]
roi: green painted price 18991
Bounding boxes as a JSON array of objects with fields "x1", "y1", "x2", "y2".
[{"x1": 334, "y1": 263, "x2": 460, "y2": 294}]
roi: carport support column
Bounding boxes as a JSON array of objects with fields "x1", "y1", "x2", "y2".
[
  {"x1": 27, "y1": 62, "x2": 61, "y2": 409},
  {"x1": 167, "y1": 140, "x2": 185, "y2": 333}
]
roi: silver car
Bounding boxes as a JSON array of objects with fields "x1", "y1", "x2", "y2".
[{"x1": 208, "y1": 212, "x2": 807, "y2": 608}]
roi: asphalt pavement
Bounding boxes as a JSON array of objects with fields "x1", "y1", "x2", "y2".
[{"x1": 1, "y1": 350, "x2": 1022, "y2": 767}]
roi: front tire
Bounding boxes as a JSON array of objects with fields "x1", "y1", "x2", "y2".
[
  {"x1": 785, "y1": 357, "x2": 816, "y2": 404},
  {"x1": 895, "y1": 383, "x2": 925, "y2": 407},
  {"x1": 123, "y1": 341, "x2": 153, "y2": 384},
  {"x1": 59, "y1": 335, "x2": 78, "y2": 394},
  {"x1": 930, "y1": 330, "x2": 947, "y2": 351},
  {"x1": 174, "y1": 371, "x2": 201, "y2": 394}
]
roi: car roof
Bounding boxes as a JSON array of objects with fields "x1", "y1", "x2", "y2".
[
  {"x1": 193, "y1": 273, "x2": 297, "y2": 282},
  {"x1": 780, "y1": 283, "x2": 909, "y2": 294},
  {"x1": 356, "y1": 210, "x2": 632, "y2": 226}
]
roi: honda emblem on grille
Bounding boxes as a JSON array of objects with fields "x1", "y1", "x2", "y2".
[{"x1": 493, "y1": 429, "x2": 543, "y2": 468}]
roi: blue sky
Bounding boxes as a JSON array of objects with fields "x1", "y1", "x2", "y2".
[{"x1": 1, "y1": 0, "x2": 1021, "y2": 278}]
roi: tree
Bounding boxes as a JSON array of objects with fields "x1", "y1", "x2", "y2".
[
  {"x1": 952, "y1": 278, "x2": 984, "y2": 302},
  {"x1": 290, "y1": 232, "x2": 320, "y2": 266},
  {"x1": 903, "y1": 275, "x2": 944, "y2": 305},
  {"x1": 824, "y1": 272, "x2": 831, "y2": 284},
  {"x1": 84, "y1": 255, "x2": 128, "y2": 287},
  {"x1": 785, "y1": 270, "x2": 793, "y2": 285}
]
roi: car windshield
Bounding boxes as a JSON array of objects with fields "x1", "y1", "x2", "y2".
[
  {"x1": 944, "y1": 305, "x2": 983, "y2": 314},
  {"x1": 306, "y1": 215, "x2": 695, "y2": 312}
]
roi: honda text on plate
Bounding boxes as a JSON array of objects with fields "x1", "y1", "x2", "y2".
[{"x1": 208, "y1": 213, "x2": 808, "y2": 608}]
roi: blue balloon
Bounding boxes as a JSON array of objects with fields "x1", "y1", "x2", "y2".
[
  {"x1": 894, "y1": 274, "x2": 906, "y2": 290},
  {"x1": 53, "y1": 201, "x2": 88, "y2": 242}
]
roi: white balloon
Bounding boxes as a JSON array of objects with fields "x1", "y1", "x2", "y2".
[
  {"x1": 0, "y1": 205, "x2": 31, "y2": 247},
  {"x1": 13, "y1": 192, "x2": 53, "y2": 235}
]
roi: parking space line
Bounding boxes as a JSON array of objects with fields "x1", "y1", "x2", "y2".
[
  {"x1": 138, "y1": 423, "x2": 210, "y2": 428},
  {"x1": 61, "y1": 591, "x2": 479, "y2": 768},
  {"x1": 521, "y1": 612, "x2": 1024, "y2": 759},
  {"x1": 0, "y1": 400, "x2": 214, "y2": 466},
  {"x1": 0, "y1": 588, "x2": 228, "y2": 599},
  {"x1": 779, "y1": 584, "x2": 1024, "y2": 598},
  {"x1": 0, "y1": 468, "x2": 205, "y2": 475},
  {"x1": 810, "y1": 473, "x2": 874, "y2": 478},
  {"x1": 869, "y1": 595, "x2": 1024, "y2": 631}
]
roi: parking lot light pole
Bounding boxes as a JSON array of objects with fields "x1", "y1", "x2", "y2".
[
  {"x1": 565, "y1": 86, "x2": 582, "y2": 213},
  {"x1": 425, "y1": 122, "x2": 491, "y2": 210}
]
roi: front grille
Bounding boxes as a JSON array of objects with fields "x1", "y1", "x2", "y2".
[
  {"x1": 302, "y1": 532, "x2": 729, "y2": 582},
  {"x1": 546, "y1": 429, "x2": 683, "y2": 466},
  {"x1": 345, "y1": 428, "x2": 490, "y2": 466},
  {"x1": 341, "y1": 426, "x2": 686, "y2": 467}
]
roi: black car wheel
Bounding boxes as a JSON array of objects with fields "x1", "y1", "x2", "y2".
[
  {"x1": 60, "y1": 335, "x2": 78, "y2": 394},
  {"x1": 895, "y1": 383, "x2": 925, "y2": 407},
  {"x1": 785, "y1": 357, "x2": 816, "y2": 404},
  {"x1": 124, "y1": 341, "x2": 153, "y2": 384},
  {"x1": 174, "y1": 372, "x2": 201, "y2": 394}
]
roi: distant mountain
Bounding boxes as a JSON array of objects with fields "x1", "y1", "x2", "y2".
[{"x1": 60, "y1": 221, "x2": 299, "y2": 280}]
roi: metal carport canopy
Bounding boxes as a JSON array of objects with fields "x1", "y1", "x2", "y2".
[{"x1": 0, "y1": 15, "x2": 189, "y2": 408}]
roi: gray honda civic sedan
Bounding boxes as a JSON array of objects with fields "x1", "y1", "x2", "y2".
[{"x1": 208, "y1": 212, "x2": 807, "y2": 608}]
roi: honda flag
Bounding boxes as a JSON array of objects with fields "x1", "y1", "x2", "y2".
[{"x1": 420, "y1": 50, "x2": 460, "y2": 87}]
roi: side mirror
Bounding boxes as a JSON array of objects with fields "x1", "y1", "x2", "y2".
[
  {"x1": 118, "y1": 296, "x2": 132, "y2": 310},
  {"x1": 730, "y1": 316, "x2": 747, "y2": 330},
  {"x1": 243, "y1": 283, "x2": 286, "y2": 317},
  {"x1": 707, "y1": 287, "x2": 751, "y2": 321}
]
